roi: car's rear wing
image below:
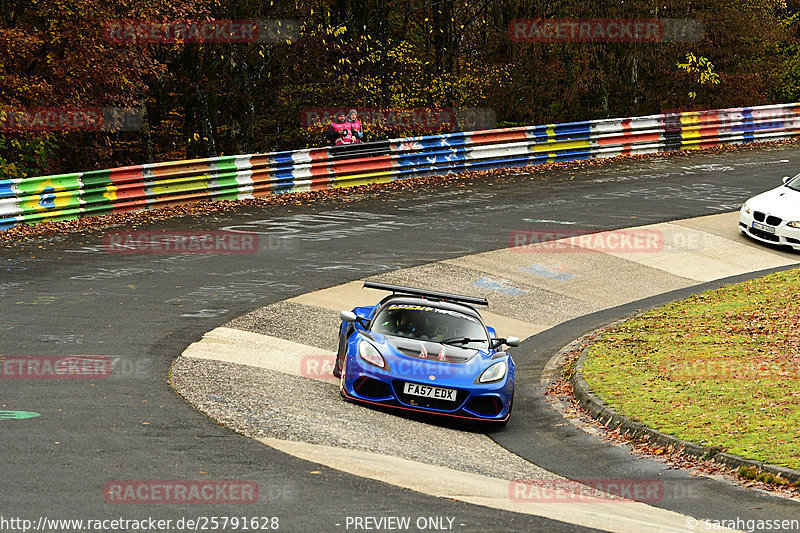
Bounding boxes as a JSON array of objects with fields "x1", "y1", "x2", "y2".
[{"x1": 363, "y1": 281, "x2": 489, "y2": 307}]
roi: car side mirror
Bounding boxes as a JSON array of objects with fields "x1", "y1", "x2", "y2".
[
  {"x1": 491, "y1": 337, "x2": 520, "y2": 348},
  {"x1": 783, "y1": 176, "x2": 791, "y2": 184},
  {"x1": 341, "y1": 310, "x2": 369, "y2": 328}
]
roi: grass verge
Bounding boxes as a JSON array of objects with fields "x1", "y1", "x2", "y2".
[{"x1": 583, "y1": 267, "x2": 800, "y2": 470}]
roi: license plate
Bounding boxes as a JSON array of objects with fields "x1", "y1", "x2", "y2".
[
  {"x1": 403, "y1": 382, "x2": 457, "y2": 402},
  {"x1": 752, "y1": 221, "x2": 776, "y2": 234}
]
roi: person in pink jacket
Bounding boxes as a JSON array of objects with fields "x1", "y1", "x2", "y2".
[
  {"x1": 347, "y1": 109, "x2": 364, "y2": 142},
  {"x1": 325, "y1": 111, "x2": 356, "y2": 145}
]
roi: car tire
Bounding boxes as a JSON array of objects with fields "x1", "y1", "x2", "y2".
[
  {"x1": 333, "y1": 332, "x2": 348, "y2": 378},
  {"x1": 339, "y1": 355, "x2": 348, "y2": 399}
]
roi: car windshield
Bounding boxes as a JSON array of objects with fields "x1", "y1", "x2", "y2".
[
  {"x1": 786, "y1": 174, "x2": 800, "y2": 192},
  {"x1": 371, "y1": 304, "x2": 489, "y2": 350}
]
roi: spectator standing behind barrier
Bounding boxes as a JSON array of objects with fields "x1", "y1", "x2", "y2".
[
  {"x1": 347, "y1": 109, "x2": 364, "y2": 142},
  {"x1": 325, "y1": 110, "x2": 356, "y2": 145}
]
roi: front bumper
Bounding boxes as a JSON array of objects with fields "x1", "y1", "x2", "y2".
[
  {"x1": 739, "y1": 209, "x2": 800, "y2": 251},
  {"x1": 341, "y1": 355, "x2": 514, "y2": 422}
]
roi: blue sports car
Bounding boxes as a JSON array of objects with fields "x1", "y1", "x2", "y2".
[{"x1": 334, "y1": 281, "x2": 519, "y2": 424}]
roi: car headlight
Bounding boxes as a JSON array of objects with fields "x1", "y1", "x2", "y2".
[
  {"x1": 787, "y1": 221, "x2": 800, "y2": 229},
  {"x1": 479, "y1": 361, "x2": 507, "y2": 383},
  {"x1": 358, "y1": 341, "x2": 386, "y2": 368},
  {"x1": 741, "y1": 203, "x2": 751, "y2": 215}
]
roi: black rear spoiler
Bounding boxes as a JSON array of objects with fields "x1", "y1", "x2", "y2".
[{"x1": 363, "y1": 281, "x2": 488, "y2": 307}]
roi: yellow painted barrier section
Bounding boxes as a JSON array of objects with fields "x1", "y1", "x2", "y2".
[
  {"x1": 332, "y1": 170, "x2": 395, "y2": 188},
  {"x1": 531, "y1": 139, "x2": 592, "y2": 153}
]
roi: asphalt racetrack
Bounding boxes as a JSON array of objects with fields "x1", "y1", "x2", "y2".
[{"x1": 2, "y1": 144, "x2": 800, "y2": 532}]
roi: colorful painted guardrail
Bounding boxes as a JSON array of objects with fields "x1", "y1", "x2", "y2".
[{"x1": 2, "y1": 102, "x2": 799, "y2": 231}]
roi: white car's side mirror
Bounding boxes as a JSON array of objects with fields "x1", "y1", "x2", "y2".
[{"x1": 783, "y1": 176, "x2": 791, "y2": 184}]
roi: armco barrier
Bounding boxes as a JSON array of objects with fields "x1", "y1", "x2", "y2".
[{"x1": 2, "y1": 102, "x2": 799, "y2": 231}]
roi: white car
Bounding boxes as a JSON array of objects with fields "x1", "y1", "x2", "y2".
[{"x1": 739, "y1": 174, "x2": 800, "y2": 251}]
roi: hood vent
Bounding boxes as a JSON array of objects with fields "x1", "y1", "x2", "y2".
[{"x1": 388, "y1": 337, "x2": 476, "y2": 363}]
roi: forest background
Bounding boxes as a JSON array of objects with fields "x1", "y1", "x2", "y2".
[{"x1": 2, "y1": 0, "x2": 799, "y2": 177}]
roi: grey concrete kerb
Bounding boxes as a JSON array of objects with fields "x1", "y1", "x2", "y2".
[{"x1": 570, "y1": 339, "x2": 800, "y2": 485}]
